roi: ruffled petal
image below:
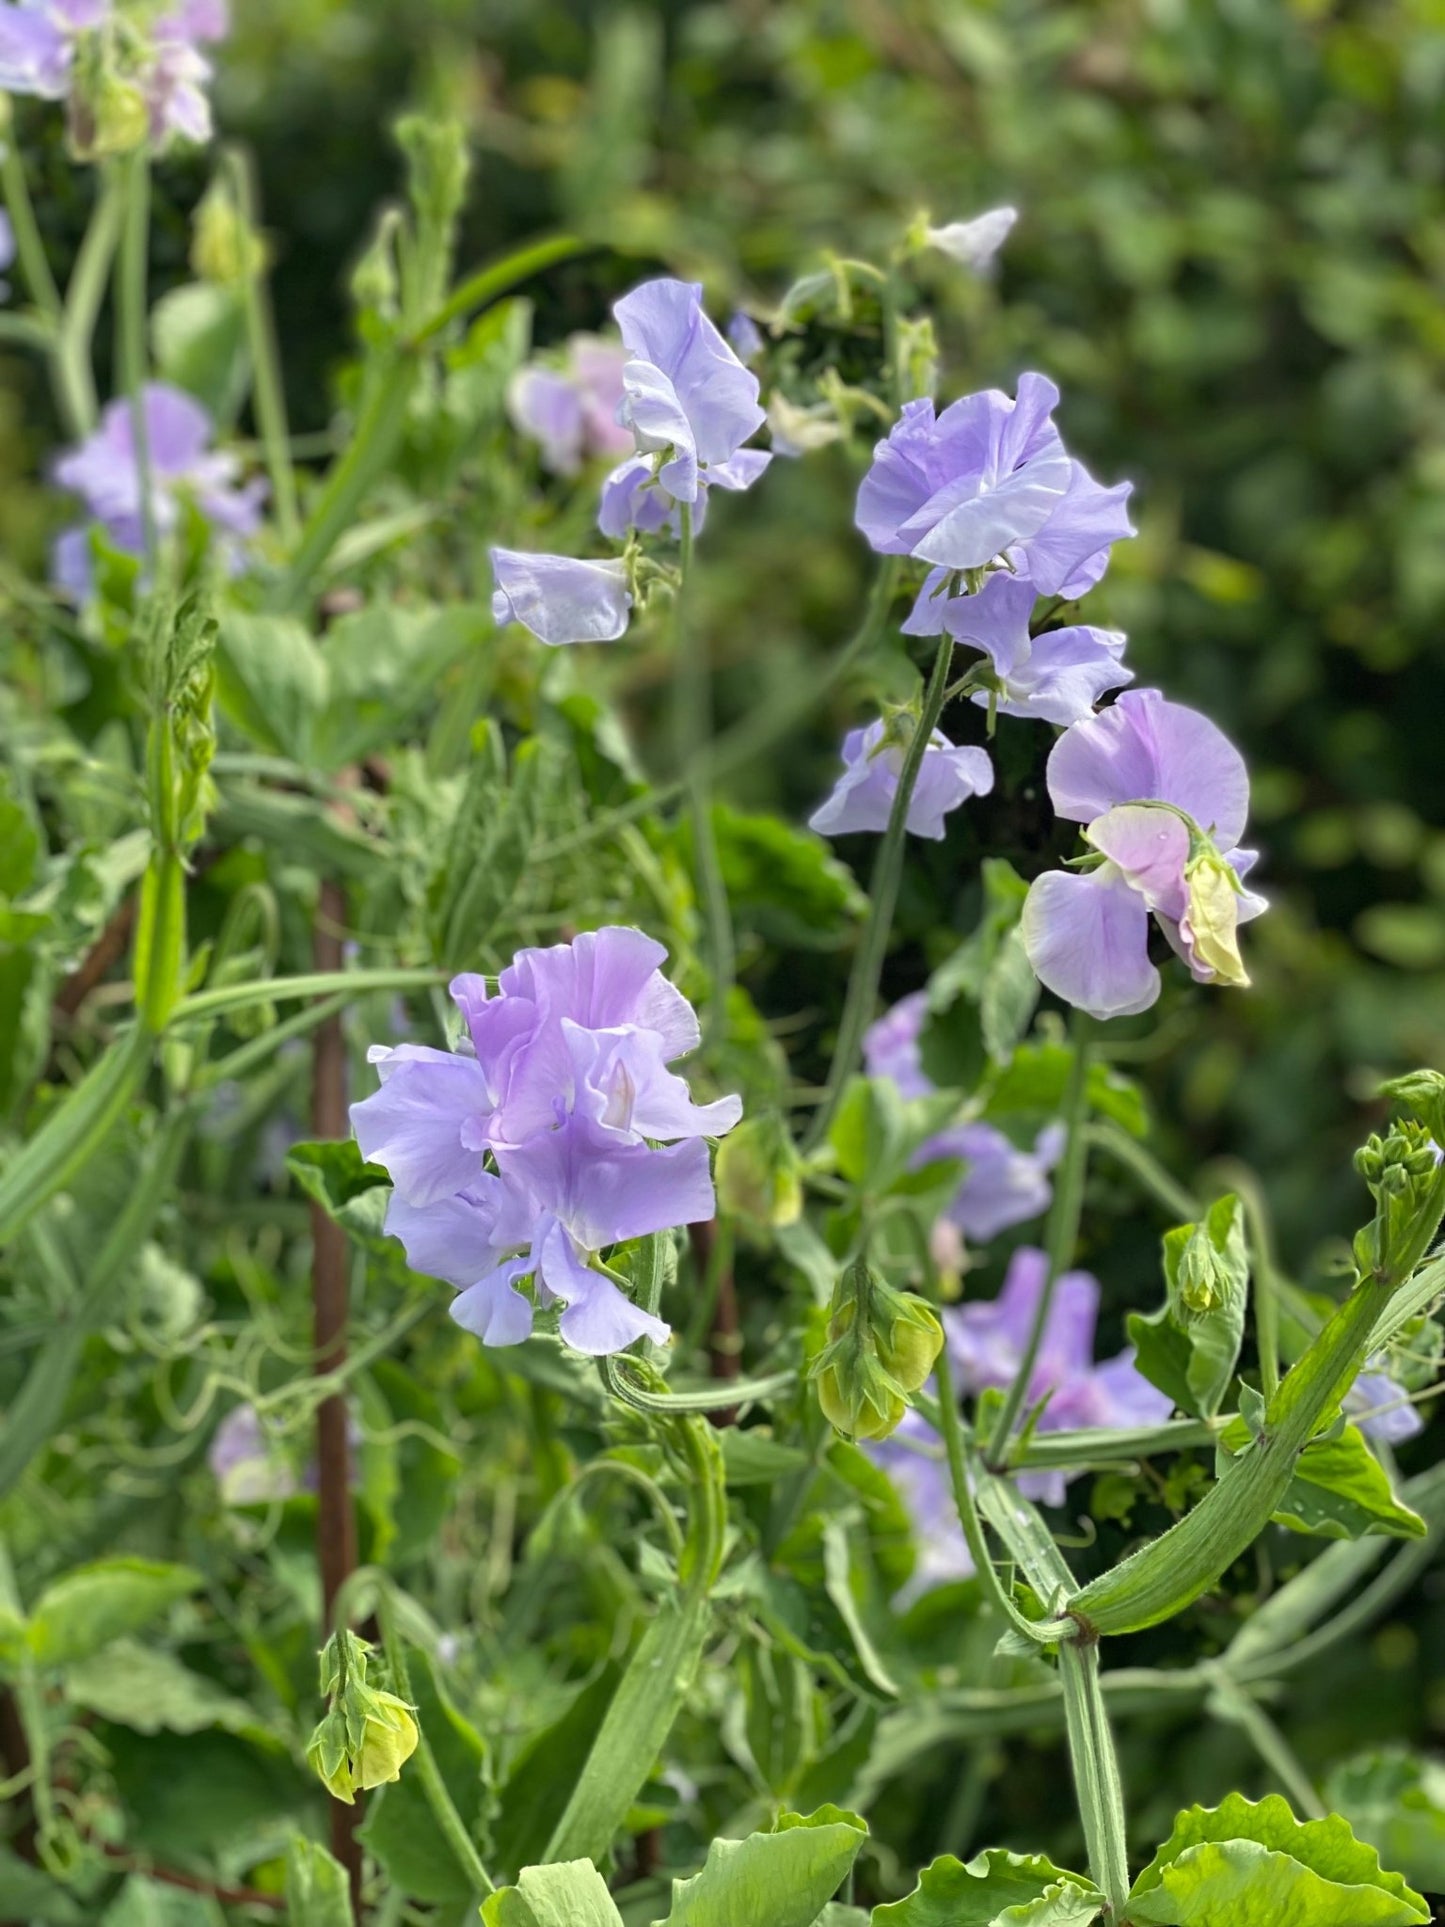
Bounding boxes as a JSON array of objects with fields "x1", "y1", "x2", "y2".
[{"x1": 1021, "y1": 865, "x2": 1161, "y2": 1021}]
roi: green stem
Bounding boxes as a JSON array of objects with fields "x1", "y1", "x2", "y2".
[
  {"x1": 0, "y1": 137, "x2": 62, "y2": 325},
  {"x1": 1088, "y1": 1119, "x2": 1202, "y2": 1224},
  {"x1": 117, "y1": 152, "x2": 156, "y2": 563},
  {"x1": 985, "y1": 1014, "x2": 1093, "y2": 1460},
  {"x1": 379, "y1": 1600, "x2": 495, "y2": 1897},
  {"x1": 167, "y1": 965, "x2": 446, "y2": 1026},
  {"x1": 57, "y1": 165, "x2": 124, "y2": 436},
  {"x1": 407, "y1": 232, "x2": 587, "y2": 347},
  {"x1": 805, "y1": 627, "x2": 955, "y2": 1151},
  {"x1": 675, "y1": 500, "x2": 734, "y2": 1044},
  {"x1": 226, "y1": 147, "x2": 300, "y2": 544},
  {"x1": 1058, "y1": 1642, "x2": 1131, "y2": 1921}
]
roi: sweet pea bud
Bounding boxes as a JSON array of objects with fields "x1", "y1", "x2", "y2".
[
  {"x1": 191, "y1": 180, "x2": 267, "y2": 284},
  {"x1": 716, "y1": 1114, "x2": 803, "y2": 1229},
  {"x1": 71, "y1": 73, "x2": 149, "y2": 162},
  {"x1": 812, "y1": 1260, "x2": 943, "y2": 1442},
  {"x1": 1381, "y1": 1070, "x2": 1445, "y2": 1145},
  {"x1": 307, "y1": 1628, "x2": 418, "y2": 1805},
  {"x1": 1184, "y1": 848, "x2": 1249, "y2": 987},
  {"x1": 1175, "y1": 1223, "x2": 1230, "y2": 1315}
]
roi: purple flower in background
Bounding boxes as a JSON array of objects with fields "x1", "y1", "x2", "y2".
[
  {"x1": 922, "y1": 205, "x2": 1017, "y2": 273},
  {"x1": 727, "y1": 310, "x2": 765, "y2": 364},
  {"x1": 145, "y1": 0, "x2": 228, "y2": 145},
  {"x1": 613, "y1": 277, "x2": 767, "y2": 504},
  {"x1": 867, "y1": 1409, "x2": 976, "y2": 1598},
  {"x1": 596, "y1": 447, "x2": 772, "y2": 540},
  {"x1": 863, "y1": 993, "x2": 1062, "y2": 1244},
  {"x1": 903, "y1": 570, "x2": 1131, "y2": 726},
  {"x1": 1021, "y1": 688, "x2": 1267, "y2": 1021},
  {"x1": 1348, "y1": 1366, "x2": 1425, "y2": 1446},
  {"x1": 0, "y1": 0, "x2": 109, "y2": 101},
  {"x1": 51, "y1": 382, "x2": 265, "y2": 597},
  {"x1": 353, "y1": 928, "x2": 741, "y2": 1355},
  {"x1": 949, "y1": 1245, "x2": 1173, "y2": 1505},
  {"x1": 0, "y1": 210, "x2": 13, "y2": 300},
  {"x1": 856, "y1": 373, "x2": 1134, "y2": 597},
  {"x1": 507, "y1": 334, "x2": 632, "y2": 476},
  {"x1": 809, "y1": 719, "x2": 993, "y2": 841},
  {"x1": 490, "y1": 547, "x2": 633, "y2": 646}
]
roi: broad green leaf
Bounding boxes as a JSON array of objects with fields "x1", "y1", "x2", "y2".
[
  {"x1": 1129, "y1": 1794, "x2": 1428, "y2": 1926},
  {"x1": 358, "y1": 1649, "x2": 489, "y2": 1904},
  {"x1": 655, "y1": 1807, "x2": 867, "y2": 1927},
  {"x1": 25, "y1": 1558, "x2": 203, "y2": 1669},
  {"x1": 828, "y1": 1077, "x2": 960, "y2": 1194},
  {"x1": 215, "y1": 611, "x2": 327, "y2": 763},
  {"x1": 1130, "y1": 1196, "x2": 1248, "y2": 1419},
  {"x1": 66, "y1": 1639, "x2": 257, "y2": 1735},
  {"x1": 700, "y1": 804, "x2": 866, "y2": 952},
  {"x1": 314, "y1": 602, "x2": 483, "y2": 770},
  {"x1": 100, "y1": 1876, "x2": 218, "y2": 1926},
  {"x1": 0, "y1": 771, "x2": 40, "y2": 897},
  {"x1": 721, "y1": 1429, "x2": 811, "y2": 1485},
  {"x1": 822, "y1": 1515, "x2": 898, "y2": 1698},
  {"x1": 0, "y1": 1848, "x2": 85, "y2": 1923},
  {"x1": 980, "y1": 929, "x2": 1040, "y2": 1066},
  {"x1": 151, "y1": 281, "x2": 249, "y2": 423},
  {"x1": 492, "y1": 1663, "x2": 623, "y2": 1877},
  {"x1": 483, "y1": 1862, "x2": 623, "y2": 1927},
  {"x1": 286, "y1": 1139, "x2": 397, "y2": 1260},
  {"x1": 982, "y1": 1043, "x2": 1147, "y2": 1138},
  {"x1": 929, "y1": 859, "x2": 1031, "y2": 1009},
  {"x1": 872, "y1": 1848, "x2": 1102, "y2": 1925},
  {"x1": 286, "y1": 1835, "x2": 357, "y2": 1926},
  {"x1": 1327, "y1": 1750, "x2": 1445, "y2": 1895},
  {"x1": 1217, "y1": 1419, "x2": 1427, "y2": 1540}
]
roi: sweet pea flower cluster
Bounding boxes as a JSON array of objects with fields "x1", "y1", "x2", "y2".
[
  {"x1": 352, "y1": 927, "x2": 742, "y2": 1356},
  {"x1": 0, "y1": 0, "x2": 229, "y2": 150},
  {"x1": 1020, "y1": 688, "x2": 1267, "y2": 1020},
  {"x1": 810, "y1": 360, "x2": 1135, "y2": 845},
  {"x1": 863, "y1": 991, "x2": 1062, "y2": 1245},
  {"x1": 51, "y1": 380, "x2": 265, "y2": 597},
  {"x1": 869, "y1": 1247, "x2": 1172, "y2": 1595},
  {"x1": 491, "y1": 276, "x2": 771, "y2": 648}
]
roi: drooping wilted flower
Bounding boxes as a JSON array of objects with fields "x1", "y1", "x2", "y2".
[
  {"x1": 809, "y1": 719, "x2": 993, "y2": 842},
  {"x1": 902, "y1": 569, "x2": 1131, "y2": 726},
  {"x1": 353, "y1": 928, "x2": 742, "y2": 1355},
  {"x1": 855, "y1": 373, "x2": 1134, "y2": 597},
  {"x1": 506, "y1": 333, "x2": 633, "y2": 476},
  {"x1": 51, "y1": 381, "x2": 265, "y2": 596},
  {"x1": 489, "y1": 546, "x2": 633, "y2": 646},
  {"x1": 1021, "y1": 688, "x2": 1267, "y2": 1020},
  {"x1": 921, "y1": 204, "x2": 1018, "y2": 272}
]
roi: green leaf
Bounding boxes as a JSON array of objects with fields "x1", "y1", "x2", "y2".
[
  {"x1": 215, "y1": 611, "x2": 328, "y2": 763},
  {"x1": 721, "y1": 1429, "x2": 811, "y2": 1486},
  {"x1": 828, "y1": 1077, "x2": 960, "y2": 1194},
  {"x1": 702, "y1": 804, "x2": 866, "y2": 952},
  {"x1": 483, "y1": 1861, "x2": 624, "y2": 1927},
  {"x1": 929, "y1": 859, "x2": 1031, "y2": 1009},
  {"x1": 25, "y1": 1559, "x2": 203, "y2": 1668},
  {"x1": 100, "y1": 1877, "x2": 219, "y2": 1926},
  {"x1": 1217, "y1": 1419, "x2": 1427, "y2": 1540},
  {"x1": 286, "y1": 1139, "x2": 396, "y2": 1259},
  {"x1": 980, "y1": 930, "x2": 1040, "y2": 1066},
  {"x1": 983, "y1": 1043, "x2": 1147, "y2": 1138},
  {"x1": 1129, "y1": 1793, "x2": 1429, "y2": 1927},
  {"x1": 285, "y1": 1834, "x2": 357, "y2": 1926},
  {"x1": 65, "y1": 1639, "x2": 257, "y2": 1735},
  {"x1": 1131, "y1": 1195, "x2": 1249, "y2": 1418},
  {"x1": 1327, "y1": 1750, "x2": 1445, "y2": 1895},
  {"x1": 151, "y1": 281, "x2": 250, "y2": 423},
  {"x1": 0, "y1": 1848, "x2": 85, "y2": 1923},
  {"x1": 492, "y1": 1663, "x2": 622, "y2": 1878},
  {"x1": 358, "y1": 1649, "x2": 488, "y2": 1904},
  {"x1": 0, "y1": 771, "x2": 40, "y2": 898},
  {"x1": 871, "y1": 1848, "x2": 1102, "y2": 1925},
  {"x1": 655, "y1": 1808, "x2": 867, "y2": 1927},
  {"x1": 822, "y1": 1515, "x2": 898, "y2": 1698},
  {"x1": 313, "y1": 602, "x2": 483, "y2": 771}
]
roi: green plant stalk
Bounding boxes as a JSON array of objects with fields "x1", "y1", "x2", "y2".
[
  {"x1": 133, "y1": 849, "x2": 187, "y2": 1033},
  {"x1": 117, "y1": 152, "x2": 157, "y2": 562},
  {"x1": 543, "y1": 1415, "x2": 727, "y2": 1863},
  {"x1": 1058, "y1": 1642, "x2": 1131, "y2": 1921},
  {"x1": 0, "y1": 1025, "x2": 153, "y2": 1250},
  {"x1": 226, "y1": 147, "x2": 300, "y2": 544},
  {"x1": 56, "y1": 164, "x2": 124, "y2": 436},
  {"x1": 168, "y1": 965, "x2": 447, "y2": 1025},
  {"x1": 378, "y1": 1599, "x2": 495, "y2": 1897},
  {"x1": 805, "y1": 628, "x2": 955, "y2": 1150},
  {"x1": 1088, "y1": 1119, "x2": 1202, "y2": 1224},
  {"x1": 985, "y1": 1014, "x2": 1093, "y2": 1460},
  {"x1": 1066, "y1": 1275, "x2": 1395, "y2": 1637},
  {"x1": 407, "y1": 232, "x2": 587, "y2": 346},
  {"x1": 674, "y1": 501, "x2": 734, "y2": 1044}
]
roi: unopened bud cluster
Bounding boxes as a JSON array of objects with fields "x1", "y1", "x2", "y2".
[
  {"x1": 814, "y1": 1258, "x2": 944, "y2": 1442},
  {"x1": 1353, "y1": 1118, "x2": 1445, "y2": 1284},
  {"x1": 306, "y1": 1628, "x2": 419, "y2": 1805}
]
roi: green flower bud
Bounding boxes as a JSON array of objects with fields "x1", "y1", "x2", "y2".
[
  {"x1": 811, "y1": 1261, "x2": 943, "y2": 1442},
  {"x1": 191, "y1": 181, "x2": 267, "y2": 285},
  {"x1": 72, "y1": 74, "x2": 149, "y2": 161},
  {"x1": 715, "y1": 1114, "x2": 803, "y2": 1229},
  {"x1": 308, "y1": 1627, "x2": 419, "y2": 1805}
]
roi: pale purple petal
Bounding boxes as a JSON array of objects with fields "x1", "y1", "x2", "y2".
[
  {"x1": 1046, "y1": 689, "x2": 1250, "y2": 850},
  {"x1": 350, "y1": 1053, "x2": 493, "y2": 1205},
  {"x1": 614, "y1": 277, "x2": 765, "y2": 472},
  {"x1": 616, "y1": 359, "x2": 699, "y2": 501},
  {"x1": 383, "y1": 1181, "x2": 525, "y2": 1286},
  {"x1": 597, "y1": 454, "x2": 685, "y2": 539},
  {"x1": 536, "y1": 1216, "x2": 670, "y2": 1354},
  {"x1": 0, "y1": 5, "x2": 70, "y2": 96},
  {"x1": 809, "y1": 720, "x2": 992, "y2": 841},
  {"x1": 498, "y1": 1116, "x2": 716, "y2": 1252},
  {"x1": 490, "y1": 547, "x2": 632, "y2": 646},
  {"x1": 855, "y1": 399, "x2": 943, "y2": 554},
  {"x1": 1085, "y1": 804, "x2": 1191, "y2": 921},
  {"x1": 1021, "y1": 865, "x2": 1161, "y2": 1021},
  {"x1": 508, "y1": 367, "x2": 586, "y2": 475},
  {"x1": 863, "y1": 991, "x2": 932, "y2": 1101},
  {"x1": 985, "y1": 622, "x2": 1131, "y2": 726},
  {"x1": 1347, "y1": 1370, "x2": 1425, "y2": 1445},
  {"x1": 924, "y1": 206, "x2": 1018, "y2": 272},
  {"x1": 560, "y1": 1021, "x2": 741, "y2": 1142},
  {"x1": 1077, "y1": 1351, "x2": 1175, "y2": 1428},
  {"x1": 567, "y1": 334, "x2": 633, "y2": 460},
  {"x1": 449, "y1": 1258, "x2": 535, "y2": 1347},
  {"x1": 936, "y1": 1121, "x2": 1060, "y2": 1241},
  {"x1": 905, "y1": 447, "x2": 1073, "y2": 572},
  {"x1": 705, "y1": 447, "x2": 772, "y2": 492},
  {"x1": 1007, "y1": 463, "x2": 1135, "y2": 597}
]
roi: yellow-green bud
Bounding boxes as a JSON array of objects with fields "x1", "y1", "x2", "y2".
[
  {"x1": 812, "y1": 1262, "x2": 943, "y2": 1442},
  {"x1": 73, "y1": 75, "x2": 149, "y2": 161},
  {"x1": 191, "y1": 182, "x2": 267, "y2": 284},
  {"x1": 715, "y1": 1114, "x2": 803, "y2": 1229},
  {"x1": 1184, "y1": 850, "x2": 1249, "y2": 987},
  {"x1": 308, "y1": 1689, "x2": 418, "y2": 1805}
]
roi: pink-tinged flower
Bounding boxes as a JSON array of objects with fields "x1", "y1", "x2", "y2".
[
  {"x1": 922, "y1": 205, "x2": 1017, "y2": 273},
  {"x1": 613, "y1": 277, "x2": 767, "y2": 505},
  {"x1": 352, "y1": 928, "x2": 741, "y2": 1355},
  {"x1": 856, "y1": 373, "x2": 1134, "y2": 597},
  {"x1": 0, "y1": 0, "x2": 109, "y2": 101},
  {"x1": 490, "y1": 547, "x2": 633, "y2": 646},
  {"x1": 596, "y1": 447, "x2": 771, "y2": 540},
  {"x1": 51, "y1": 382, "x2": 265, "y2": 597},
  {"x1": 507, "y1": 333, "x2": 633, "y2": 476},
  {"x1": 809, "y1": 719, "x2": 993, "y2": 841},
  {"x1": 903, "y1": 569, "x2": 1131, "y2": 726},
  {"x1": 145, "y1": 0, "x2": 227, "y2": 144},
  {"x1": 1021, "y1": 688, "x2": 1267, "y2": 1021},
  {"x1": 949, "y1": 1245, "x2": 1173, "y2": 1505}
]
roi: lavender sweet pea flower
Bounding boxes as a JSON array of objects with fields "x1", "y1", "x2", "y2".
[
  {"x1": 866, "y1": 1408, "x2": 975, "y2": 1599},
  {"x1": 1347, "y1": 1365, "x2": 1425, "y2": 1445},
  {"x1": 949, "y1": 1245, "x2": 1172, "y2": 1504},
  {"x1": 613, "y1": 277, "x2": 766, "y2": 504},
  {"x1": 596, "y1": 447, "x2": 771, "y2": 540},
  {"x1": 1021, "y1": 689, "x2": 1268, "y2": 1021},
  {"x1": 903, "y1": 570, "x2": 1131, "y2": 726},
  {"x1": 507, "y1": 334, "x2": 632, "y2": 476},
  {"x1": 856, "y1": 373, "x2": 1134, "y2": 596},
  {"x1": 931, "y1": 1121, "x2": 1066, "y2": 1242},
  {"x1": 727, "y1": 310, "x2": 765, "y2": 363},
  {"x1": 146, "y1": 0, "x2": 227, "y2": 145},
  {"x1": 809, "y1": 719, "x2": 993, "y2": 841},
  {"x1": 51, "y1": 381, "x2": 265, "y2": 597},
  {"x1": 863, "y1": 990, "x2": 934, "y2": 1101},
  {"x1": 923, "y1": 205, "x2": 1017, "y2": 273},
  {"x1": 490, "y1": 546, "x2": 632, "y2": 646},
  {"x1": 0, "y1": 0, "x2": 107, "y2": 99}
]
